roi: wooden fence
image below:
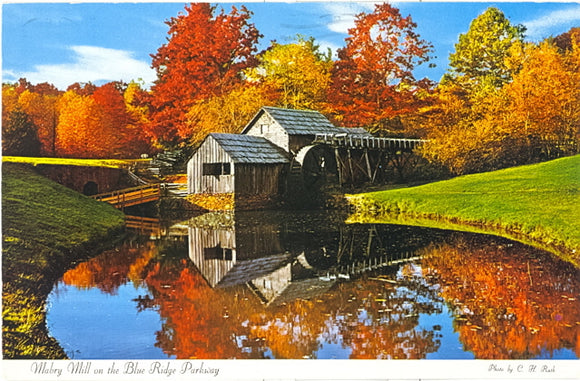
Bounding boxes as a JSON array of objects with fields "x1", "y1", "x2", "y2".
[
  {"x1": 91, "y1": 184, "x2": 161, "y2": 209},
  {"x1": 125, "y1": 215, "x2": 162, "y2": 236}
]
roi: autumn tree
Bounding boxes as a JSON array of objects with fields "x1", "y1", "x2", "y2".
[
  {"x1": 552, "y1": 27, "x2": 580, "y2": 53},
  {"x1": 446, "y1": 7, "x2": 526, "y2": 88},
  {"x1": 124, "y1": 81, "x2": 151, "y2": 132},
  {"x1": 2, "y1": 80, "x2": 62, "y2": 156},
  {"x1": 418, "y1": 9, "x2": 580, "y2": 174},
  {"x1": 93, "y1": 82, "x2": 152, "y2": 157},
  {"x1": 185, "y1": 84, "x2": 276, "y2": 146},
  {"x1": 123, "y1": 81, "x2": 155, "y2": 154},
  {"x1": 247, "y1": 36, "x2": 333, "y2": 111},
  {"x1": 2, "y1": 84, "x2": 19, "y2": 122},
  {"x1": 66, "y1": 82, "x2": 97, "y2": 96},
  {"x1": 17, "y1": 89, "x2": 60, "y2": 156},
  {"x1": 55, "y1": 90, "x2": 103, "y2": 157},
  {"x1": 149, "y1": 3, "x2": 261, "y2": 147},
  {"x1": 423, "y1": 32, "x2": 580, "y2": 174},
  {"x1": 501, "y1": 40, "x2": 580, "y2": 160},
  {"x1": 420, "y1": 79, "x2": 513, "y2": 174},
  {"x1": 55, "y1": 82, "x2": 153, "y2": 158},
  {"x1": 327, "y1": 3, "x2": 433, "y2": 134}
]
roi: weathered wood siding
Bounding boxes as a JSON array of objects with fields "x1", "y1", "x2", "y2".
[
  {"x1": 244, "y1": 113, "x2": 289, "y2": 152},
  {"x1": 235, "y1": 164, "x2": 285, "y2": 195},
  {"x1": 188, "y1": 135, "x2": 235, "y2": 194},
  {"x1": 289, "y1": 135, "x2": 317, "y2": 154},
  {"x1": 188, "y1": 225, "x2": 236, "y2": 287},
  {"x1": 250, "y1": 264, "x2": 292, "y2": 303},
  {"x1": 188, "y1": 222, "x2": 286, "y2": 287}
]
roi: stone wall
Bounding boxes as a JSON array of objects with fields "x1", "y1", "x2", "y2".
[{"x1": 37, "y1": 166, "x2": 131, "y2": 195}]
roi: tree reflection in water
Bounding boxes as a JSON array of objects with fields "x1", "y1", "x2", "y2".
[
  {"x1": 422, "y1": 235, "x2": 580, "y2": 359},
  {"x1": 58, "y1": 212, "x2": 579, "y2": 359}
]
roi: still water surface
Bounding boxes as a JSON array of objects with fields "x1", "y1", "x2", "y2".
[{"x1": 46, "y1": 211, "x2": 579, "y2": 359}]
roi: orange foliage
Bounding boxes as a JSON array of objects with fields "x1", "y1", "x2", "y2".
[
  {"x1": 56, "y1": 83, "x2": 152, "y2": 158},
  {"x1": 60, "y1": 228, "x2": 578, "y2": 360},
  {"x1": 62, "y1": 241, "x2": 155, "y2": 293},
  {"x1": 144, "y1": 263, "x2": 263, "y2": 359},
  {"x1": 55, "y1": 90, "x2": 105, "y2": 158},
  {"x1": 148, "y1": 3, "x2": 261, "y2": 147},
  {"x1": 422, "y1": 28, "x2": 580, "y2": 174},
  {"x1": 17, "y1": 90, "x2": 59, "y2": 156},
  {"x1": 422, "y1": 236, "x2": 580, "y2": 359},
  {"x1": 502, "y1": 41, "x2": 580, "y2": 159}
]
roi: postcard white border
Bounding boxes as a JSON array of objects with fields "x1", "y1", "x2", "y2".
[{"x1": 2, "y1": 359, "x2": 579, "y2": 381}]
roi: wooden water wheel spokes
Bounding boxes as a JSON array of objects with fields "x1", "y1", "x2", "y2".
[{"x1": 295, "y1": 145, "x2": 337, "y2": 188}]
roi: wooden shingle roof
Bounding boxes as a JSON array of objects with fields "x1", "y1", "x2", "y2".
[
  {"x1": 209, "y1": 133, "x2": 290, "y2": 164},
  {"x1": 243, "y1": 106, "x2": 338, "y2": 135}
]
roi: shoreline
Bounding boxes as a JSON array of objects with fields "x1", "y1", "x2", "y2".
[
  {"x1": 3, "y1": 156, "x2": 578, "y2": 358},
  {"x1": 3, "y1": 227, "x2": 126, "y2": 359},
  {"x1": 2, "y1": 163, "x2": 126, "y2": 359},
  {"x1": 346, "y1": 204, "x2": 578, "y2": 268},
  {"x1": 345, "y1": 156, "x2": 580, "y2": 269}
]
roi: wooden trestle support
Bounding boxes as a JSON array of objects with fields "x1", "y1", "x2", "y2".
[{"x1": 312, "y1": 133, "x2": 427, "y2": 186}]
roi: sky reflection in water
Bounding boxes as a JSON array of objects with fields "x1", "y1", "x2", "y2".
[{"x1": 47, "y1": 211, "x2": 580, "y2": 360}]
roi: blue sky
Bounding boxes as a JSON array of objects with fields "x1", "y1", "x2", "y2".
[{"x1": 3, "y1": 2, "x2": 580, "y2": 90}]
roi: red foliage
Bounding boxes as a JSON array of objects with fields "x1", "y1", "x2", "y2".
[
  {"x1": 148, "y1": 3, "x2": 261, "y2": 146},
  {"x1": 328, "y1": 4, "x2": 433, "y2": 132}
]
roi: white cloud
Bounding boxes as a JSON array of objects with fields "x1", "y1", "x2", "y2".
[
  {"x1": 3, "y1": 45, "x2": 156, "y2": 90},
  {"x1": 317, "y1": 40, "x2": 342, "y2": 58},
  {"x1": 523, "y1": 6, "x2": 580, "y2": 40},
  {"x1": 322, "y1": 2, "x2": 377, "y2": 34}
]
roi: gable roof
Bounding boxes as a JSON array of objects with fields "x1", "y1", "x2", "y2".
[
  {"x1": 242, "y1": 106, "x2": 338, "y2": 135},
  {"x1": 209, "y1": 133, "x2": 290, "y2": 164}
]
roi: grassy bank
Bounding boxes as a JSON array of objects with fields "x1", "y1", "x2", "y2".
[
  {"x1": 2, "y1": 155, "x2": 149, "y2": 168},
  {"x1": 2, "y1": 163, "x2": 126, "y2": 358},
  {"x1": 347, "y1": 155, "x2": 580, "y2": 267}
]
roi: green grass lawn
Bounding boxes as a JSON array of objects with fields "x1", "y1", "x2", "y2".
[
  {"x1": 347, "y1": 155, "x2": 580, "y2": 266},
  {"x1": 2, "y1": 163, "x2": 125, "y2": 358}
]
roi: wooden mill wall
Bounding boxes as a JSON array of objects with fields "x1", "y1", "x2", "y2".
[
  {"x1": 244, "y1": 113, "x2": 289, "y2": 152},
  {"x1": 289, "y1": 135, "x2": 317, "y2": 154},
  {"x1": 187, "y1": 135, "x2": 235, "y2": 194},
  {"x1": 188, "y1": 225, "x2": 236, "y2": 288},
  {"x1": 234, "y1": 164, "x2": 286, "y2": 195}
]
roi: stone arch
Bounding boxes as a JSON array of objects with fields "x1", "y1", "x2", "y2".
[{"x1": 82, "y1": 181, "x2": 99, "y2": 196}]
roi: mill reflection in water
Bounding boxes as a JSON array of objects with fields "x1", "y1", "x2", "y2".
[
  {"x1": 47, "y1": 211, "x2": 580, "y2": 360},
  {"x1": 187, "y1": 212, "x2": 446, "y2": 307}
]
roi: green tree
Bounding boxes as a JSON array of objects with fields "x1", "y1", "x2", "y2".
[
  {"x1": 447, "y1": 7, "x2": 525, "y2": 88},
  {"x1": 2, "y1": 109, "x2": 41, "y2": 156}
]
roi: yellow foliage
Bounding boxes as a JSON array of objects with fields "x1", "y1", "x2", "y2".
[{"x1": 186, "y1": 193, "x2": 235, "y2": 211}]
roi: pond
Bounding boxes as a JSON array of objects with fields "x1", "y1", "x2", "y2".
[{"x1": 46, "y1": 211, "x2": 580, "y2": 360}]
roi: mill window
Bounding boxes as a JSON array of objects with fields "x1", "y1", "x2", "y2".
[{"x1": 203, "y1": 162, "x2": 231, "y2": 176}]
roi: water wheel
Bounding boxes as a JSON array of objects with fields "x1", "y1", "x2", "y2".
[{"x1": 294, "y1": 145, "x2": 337, "y2": 188}]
